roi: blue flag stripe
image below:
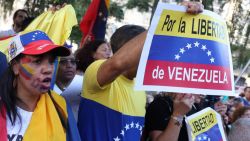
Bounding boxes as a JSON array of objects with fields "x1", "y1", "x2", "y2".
[
  {"x1": 20, "y1": 31, "x2": 51, "y2": 46},
  {"x1": 148, "y1": 35, "x2": 230, "y2": 67},
  {"x1": 92, "y1": 0, "x2": 109, "y2": 40},
  {"x1": 78, "y1": 98, "x2": 144, "y2": 141}
]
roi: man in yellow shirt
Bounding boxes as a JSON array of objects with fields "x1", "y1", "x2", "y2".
[{"x1": 77, "y1": 2, "x2": 204, "y2": 141}]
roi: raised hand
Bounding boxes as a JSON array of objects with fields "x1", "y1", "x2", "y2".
[
  {"x1": 172, "y1": 93, "x2": 195, "y2": 116},
  {"x1": 181, "y1": 1, "x2": 204, "y2": 14}
]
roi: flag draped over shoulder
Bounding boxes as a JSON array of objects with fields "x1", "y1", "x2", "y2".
[
  {"x1": 80, "y1": 0, "x2": 109, "y2": 45},
  {"x1": 0, "y1": 91, "x2": 81, "y2": 141}
]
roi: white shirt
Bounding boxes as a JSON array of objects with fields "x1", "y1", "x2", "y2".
[
  {"x1": 53, "y1": 84, "x2": 63, "y2": 95},
  {"x1": 7, "y1": 107, "x2": 33, "y2": 141},
  {"x1": 0, "y1": 28, "x2": 15, "y2": 38},
  {"x1": 53, "y1": 74, "x2": 83, "y2": 121}
]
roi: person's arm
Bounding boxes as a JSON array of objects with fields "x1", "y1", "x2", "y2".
[
  {"x1": 149, "y1": 118, "x2": 182, "y2": 141},
  {"x1": 149, "y1": 94, "x2": 195, "y2": 141},
  {"x1": 97, "y1": 1, "x2": 204, "y2": 87},
  {"x1": 97, "y1": 31, "x2": 147, "y2": 86}
]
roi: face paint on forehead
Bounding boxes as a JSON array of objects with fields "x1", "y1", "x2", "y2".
[
  {"x1": 19, "y1": 63, "x2": 35, "y2": 80},
  {"x1": 20, "y1": 56, "x2": 32, "y2": 64}
]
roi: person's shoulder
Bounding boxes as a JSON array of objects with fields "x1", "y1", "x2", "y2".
[
  {"x1": 148, "y1": 95, "x2": 173, "y2": 110},
  {"x1": 85, "y1": 60, "x2": 106, "y2": 75},
  {"x1": 154, "y1": 95, "x2": 172, "y2": 104}
]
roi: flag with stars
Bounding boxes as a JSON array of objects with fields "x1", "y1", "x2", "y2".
[
  {"x1": 78, "y1": 61, "x2": 146, "y2": 141},
  {"x1": 186, "y1": 107, "x2": 227, "y2": 141},
  {"x1": 135, "y1": 3, "x2": 235, "y2": 96},
  {"x1": 80, "y1": 0, "x2": 109, "y2": 45}
]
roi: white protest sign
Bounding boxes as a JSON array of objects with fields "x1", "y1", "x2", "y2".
[{"x1": 135, "y1": 3, "x2": 235, "y2": 96}]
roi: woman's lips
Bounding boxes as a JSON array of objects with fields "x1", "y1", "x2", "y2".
[{"x1": 40, "y1": 77, "x2": 52, "y2": 89}]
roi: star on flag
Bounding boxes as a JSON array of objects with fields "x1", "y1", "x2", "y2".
[
  {"x1": 113, "y1": 136, "x2": 120, "y2": 141},
  {"x1": 201, "y1": 45, "x2": 207, "y2": 51},
  {"x1": 113, "y1": 121, "x2": 143, "y2": 140},
  {"x1": 186, "y1": 43, "x2": 192, "y2": 49},
  {"x1": 195, "y1": 133, "x2": 211, "y2": 141},
  {"x1": 194, "y1": 41, "x2": 200, "y2": 47},
  {"x1": 175, "y1": 54, "x2": 180, "y2": 60},
  {"x1": 180, "y1": 48, "x2": 185, "y2": 54}
]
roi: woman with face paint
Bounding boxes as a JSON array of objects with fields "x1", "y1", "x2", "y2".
[{"x1": 0, "y1": 30, "x2": 80, "y2": 141}]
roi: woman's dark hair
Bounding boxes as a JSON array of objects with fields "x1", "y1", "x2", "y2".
[
  {"x1": 232, "y1": 106, "x2": 250, "y2": 123},
  {"x1": 0, "y1": 55, "x2": 23, "y2": 125},
  {"x1": 21, "y1": 17, "x2": 35, "y2": 31},
  {"x1": 75, "y1": 39, "x2": 106, "y2": 72}
]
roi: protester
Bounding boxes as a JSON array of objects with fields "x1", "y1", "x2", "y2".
[
  {"x1": 0, "y1": 9, "x2": 28, "y2": 38},
  {"x1": 54, "y1": 52, "x2": 77, "y2": 94},
  {"x1": 75, "y1": 39, "x2": 111, "y2": 74},
  {"x1": 54, "y1": 51, "x2": 82, "y2": 121},
  {"x1": 78, "y1": 24, "x2": 147, "y2": 141},
  {"x1": 232, "y1": 106, "x2": 250, "y2": 122},
  {"x1": 77, "y1": 2, "x2": 203, "y2": 141},
  {"x1": 141, "y1": 93, "x2": 204, "y2": 141},
  {"x1": 0, "y1": 30, "x2": 80, "y2": 141},
  {"x1": 242, "y1": 87, "x2": 250, "y2": 106},
  {"x1": 228, "y1": 118, "x2": 250, "y2": 141},
  {"x1": 0, "y1": 9, "x2": 31, "y2": 79}
]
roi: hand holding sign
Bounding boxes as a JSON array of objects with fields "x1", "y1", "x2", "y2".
[
  {"x1": 214, "y1": 101, "x2": 228, "y2": 116},
  {"x1": 173, "y1": 94, "x2": 195, "y2": 116},
  {"x1": 181, "y1": 1, "x2": 204, "y2": 14}
]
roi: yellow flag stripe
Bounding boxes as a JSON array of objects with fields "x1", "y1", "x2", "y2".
[{"x1": 155, "y1": 10, "x2": 229, "y2": 45}]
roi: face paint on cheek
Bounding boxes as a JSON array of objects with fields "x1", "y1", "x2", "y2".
[
  {"x1": 31, "y1": 78, "x2": 49, "y2": 92},
  {"x1": 19, "y1": 63, "x2": 35, "y2": 80}
]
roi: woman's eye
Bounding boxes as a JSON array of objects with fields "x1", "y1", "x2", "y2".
[{"x1": 33, "y1": 59, "x2": 42, "y2": 64}]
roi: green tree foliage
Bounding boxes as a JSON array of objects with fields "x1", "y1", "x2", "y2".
[
  {"x1": 110, "y1": 2, "x2": 124, "y2": 21},
  {"x1": 0, "y1": 0, "x2": 16, "y2": 18},
  {"x1": 126, "y1": 0, "x2": 153, "y2": 12}
]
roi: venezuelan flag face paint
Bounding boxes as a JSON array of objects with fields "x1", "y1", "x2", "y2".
[
  {"x1": 19, "y1": 57, "x2": 35, "y2": 80},
  {"x1": 17, "y1": 55, "x2": 54, "y2": 94}
]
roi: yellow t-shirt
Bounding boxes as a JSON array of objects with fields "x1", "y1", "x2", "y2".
[{"x1": 82, "y1": 60, "x2": 146, "y2": 117}]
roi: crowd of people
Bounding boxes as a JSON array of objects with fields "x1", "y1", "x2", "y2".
[{"x1": 0, "y1": 1, "x2": 250, "y2": 141}]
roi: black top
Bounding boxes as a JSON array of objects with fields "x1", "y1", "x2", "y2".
[
  {"x1": 0, "y1": 52, "x2": 7, "y2": 78},
  {"x1": 143, "y1": 95, "x2": 202, "y2": 141}
]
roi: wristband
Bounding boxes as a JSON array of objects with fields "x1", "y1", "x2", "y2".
[{"x1": 171, "y1": 115, "x2": 184, "y2": 127}]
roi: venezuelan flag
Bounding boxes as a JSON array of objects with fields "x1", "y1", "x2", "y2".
[
  {"x1": 0, "y1": 91, "x2": 80, "y2": 141},
  {"x1": 80, "y1": 0, "x2": 109, "y2": 43},
  {"x1": 78, "y1": 60, "x2": 146, "y2": 141}
]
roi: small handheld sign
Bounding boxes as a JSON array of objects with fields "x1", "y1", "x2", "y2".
[{"x1": 186, "y1": 107, "x2": 227, "y2": 141}]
